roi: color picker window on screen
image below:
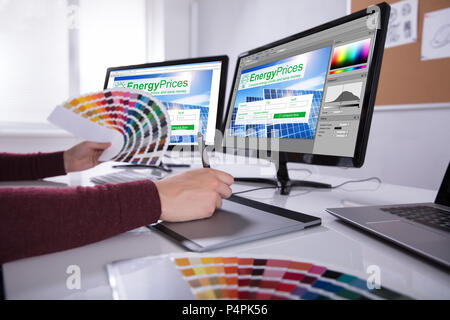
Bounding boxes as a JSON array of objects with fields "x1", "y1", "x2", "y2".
[{"x1": 329, "y1": 38, "x2": 371, "y2": 75}]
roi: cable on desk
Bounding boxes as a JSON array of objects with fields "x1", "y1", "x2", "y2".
[
  {"x1": 330, "y1": 176, "x2": 382, "y2": 189},
  {"x1": 231, "y1": 177, "x2": 382, "y2": 196}
]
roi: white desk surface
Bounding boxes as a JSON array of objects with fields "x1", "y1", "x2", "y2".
[{"x1": 2, "y1": 157, "x2": 449, "y2": 300}]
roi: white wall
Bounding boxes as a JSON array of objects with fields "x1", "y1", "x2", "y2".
[
  {"x1": 0, "y1": 136, "x2": 81, "y2": 154},
  {"x1": 161, "y1": 0, "x2": 192, "y2": 61},
  {"x1": 0, "y1": 122, "x2": 81, "y2": 153},
  {"x1": 78, "y1": 0, "x2": 147, "y2": 94},
  {"x1": 289, "y1": 104, "x2": 450, "y2": 191},
  {"x1": 145, "y1": 0, "x2": 193, "y2": 62},
  {"x1": 195, "y1": 0, "x2": 348, "y2": 102}
]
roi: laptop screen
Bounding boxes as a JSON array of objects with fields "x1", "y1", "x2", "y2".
[{"x1": 435, "y1": 162, "x2": 450, "y2": 207}]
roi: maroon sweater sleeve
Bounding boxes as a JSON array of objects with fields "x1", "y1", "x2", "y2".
[
  {"x1": 0, "y1": 180, "x2": 162, "y2": 264},
  {"x1": 0, "y1": 152, "x2": 161, "y2": 264},
  {"x1": 0, "y1": 152, "x2": 66, "y2": 181}
]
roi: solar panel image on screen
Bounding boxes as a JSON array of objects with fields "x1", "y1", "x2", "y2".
[
  {"x1": 228, "y1": 46, "x2": 331, "y2": 140},
  {"x1": 163, "y1": 102, "x2": 209, "y2": 144},
  {"x1": 246, "y1": 96, "x2": 264, "y2": 102},
  {"x1": 229, "y1": 89, "x2": 323, "y2": 139},
  {"x1": 264, "y1": 89, "x2": 323, "y2": 139}
]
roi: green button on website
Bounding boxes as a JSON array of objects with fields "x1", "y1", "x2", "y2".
[
  {"x1": 172, "y1": 124, "x2": 195, "y2": 130},
  {"x1": 273, "y1": 112, "x2": 306, "y2": 119}
]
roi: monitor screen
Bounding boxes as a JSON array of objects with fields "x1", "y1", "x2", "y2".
[
  {"x1": 435, "y1": 162, "x2": 450, "y2": 207},
  {"x1": 223, "y1": 8, "x2": 386, "y2": 163},
  {"x1": 105, "y1": 57, "x2": 227, "y2": 146}
]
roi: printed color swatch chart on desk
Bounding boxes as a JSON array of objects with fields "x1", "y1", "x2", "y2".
[
  {"x1": 172, "y1": 256, "x2": 412, "y2": 300},
  {"x1": 48, "y1": 88, "x2": 171, "y2": 165}
]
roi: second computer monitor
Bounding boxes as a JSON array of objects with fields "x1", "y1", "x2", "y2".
[
  {"x1": 104, "y1": 56, "x2": 228, "y2": 147},
  {"x1": 223, "y1": 4, "x2": 390, "y2": 168}
]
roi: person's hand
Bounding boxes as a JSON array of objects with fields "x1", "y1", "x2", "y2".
[
  {"x1": 63, "y1": 141, "x2": 112, "y2": 173},
  {"x1": 155, "y1": 168, "x2": 234, "y2": 222}
]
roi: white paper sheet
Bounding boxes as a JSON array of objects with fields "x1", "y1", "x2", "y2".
[
  {"x1": 421, "y1": 7, "x2": 450, "y2": 61},
  {"x1": 385, "y1": 0, "x2": 418, "y2": 48},
  {"x1": 106, "y1": 255, "x2": 196, "y2": 300},
  {"x1": 47, "y1": 105, "x2": 124, "y2": 161}
]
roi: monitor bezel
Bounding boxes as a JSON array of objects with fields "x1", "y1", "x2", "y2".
[
  {"x1": 103, "y1": 55, "x2": 229, "y2": 150},
  {"x1": 221, "y1": 2, "x2": 390, "y2": 168},
  {"x1": 435, "y1": 162, "x2": 450, "y2": 207}
]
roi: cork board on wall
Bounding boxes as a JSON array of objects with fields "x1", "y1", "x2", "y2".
[{"x1": 352, "y1": 0, "x2": 450, "y2": 105}]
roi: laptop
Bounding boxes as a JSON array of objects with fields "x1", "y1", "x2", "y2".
[{"x1": 326, "y1": 162, "x2": 450, "y2": 268}]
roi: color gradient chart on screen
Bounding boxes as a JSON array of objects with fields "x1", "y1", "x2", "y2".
[
  {"x1": 330, "y1": 38, "x2": 371, "y2": 74},
  {"x1": 47, "y1": 88, "x2": 171, "y2": 165},
  {"x1": 172, "y1": 255, "x2": 413, "y2": 300}
]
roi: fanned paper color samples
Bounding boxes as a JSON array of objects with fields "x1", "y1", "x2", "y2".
[
  {"x1": 48, "y1": 88, "x2": 171, "y2": 165},
  {"x1": 172, "y1": 255, "x2": 413, "y2": 300}
]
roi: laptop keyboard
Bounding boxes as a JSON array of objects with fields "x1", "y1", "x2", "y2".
[
  {"x1": 90, "y1": 170, "x2": 166, "y2": 185},
  {"x1": 380, "y1": 205, "x2": 450, "y2": 233}
]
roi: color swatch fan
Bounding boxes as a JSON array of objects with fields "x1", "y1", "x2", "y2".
[
  {"x1": 171, "y1": 255, "x2": 413, "y2": 300},
  {"x1": 48, "y1": 88, "x2": 171, "y2": 165},
  {"x1": 106, "y1": 254, "x2": 414, "y2": 300}
]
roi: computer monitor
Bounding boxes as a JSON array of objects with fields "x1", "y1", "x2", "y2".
[
  {"x1": 104, "y1": 56, "x2": 228, "y2": 148},
  {"x1": 222, "y1": 3, "x2": 390, "y2": 194}
]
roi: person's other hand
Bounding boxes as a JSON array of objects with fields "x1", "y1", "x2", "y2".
[
  {"x1": 63, "y1": 141, "x2": 111, "y2": 173},
  {"x1": 155, "y1": 168, "x2": 234, "y2": 222}
]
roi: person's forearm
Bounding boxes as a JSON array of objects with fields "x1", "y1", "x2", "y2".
[
  {"x1": 0, "y1": 152, "x2": 66, "y2": 181},
  {"x1": 0, "y1": 180, "x2": 161, "y2": 264}
]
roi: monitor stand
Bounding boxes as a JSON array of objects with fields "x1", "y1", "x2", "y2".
[{"x1": 234, "y1": 156, "x2": 331, "y2": 195}]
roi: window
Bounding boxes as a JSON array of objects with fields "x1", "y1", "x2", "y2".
[
  {"x1": 0, "y1": 0, "x2": 147, "y2": 124},
  {"x1": 0, "y1": 0, "x2": 69, "y2": 123},
  {"x1": 78, "y1": 0, "x2": 146, "y2": 94}
]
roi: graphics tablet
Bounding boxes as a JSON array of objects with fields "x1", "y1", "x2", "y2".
[{"x1": 151, "y1": 195, "x2": 321, "y2": 252}]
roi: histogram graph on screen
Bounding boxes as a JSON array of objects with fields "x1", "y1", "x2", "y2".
[{"x1": 325, "y1": 81, "x2": 363, "y2": 108}]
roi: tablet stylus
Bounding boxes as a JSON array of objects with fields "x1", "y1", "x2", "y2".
[{"x1": 197, "y1": 132, "x2": 210, "y2": 168}]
